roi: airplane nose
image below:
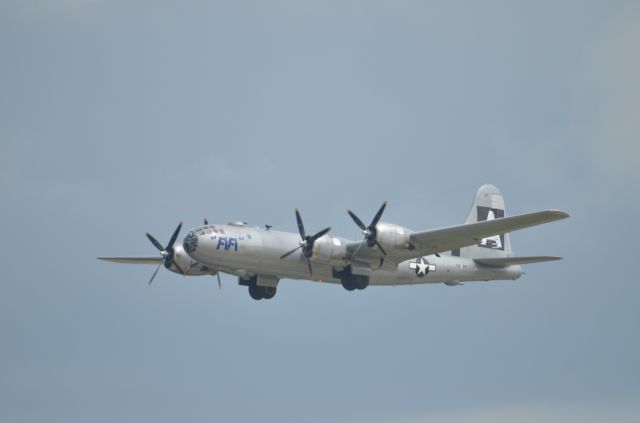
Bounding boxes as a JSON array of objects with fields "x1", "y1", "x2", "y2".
[{"x1": 183, "y1": 230, "x2": 199, "y2": 255}]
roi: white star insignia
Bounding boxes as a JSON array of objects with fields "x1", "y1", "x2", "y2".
[
  {"x1": 409, "y1": 257, "x2": 436, "y2": 277},
  {"x1": 416, "y1": 260, "x2": 429, "y2": 276}
]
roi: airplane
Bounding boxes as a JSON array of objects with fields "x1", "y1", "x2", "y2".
[{"x1": 98, "y1": 185, "x2": 569, "y2": 300}]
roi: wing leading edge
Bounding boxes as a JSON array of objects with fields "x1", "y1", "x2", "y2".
[
  {"x1": 97, "y1": 257, "x2": 162, "y2": 265},
  {"x1": 474, "y1": 256, "x2": 562, "y2": 267}
]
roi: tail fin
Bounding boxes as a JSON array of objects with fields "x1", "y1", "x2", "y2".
[{"x1": 456, "y1": 184, "x2": 512, "y2": 258}]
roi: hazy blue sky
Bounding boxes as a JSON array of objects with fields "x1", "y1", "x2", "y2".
[{"x1": 1, "y1": 1, "x2": 639, "y2": 422}]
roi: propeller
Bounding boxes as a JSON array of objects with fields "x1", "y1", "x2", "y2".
[
  {"x1": 280, "y1": 209, "x2": 331, "y2": 276},
  {"x1": 145, "y1": 222, "x2": 184, "y2": 285},
  {"x1": 347, "y1": 201, "x2": 388, "y2": 256}
]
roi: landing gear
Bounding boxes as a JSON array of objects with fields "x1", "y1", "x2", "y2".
[
  {"x1": 241, "y1": 276, "x2": 278, "y2": 300},
  {"x1": 354, "y1": 275, "x2": 369, "y2": 290},
  {"x1": 248, "y1": 284, "x2": 263, "y2": 300},
  {"x1": 335, "y1": 266, "x2": 369, "y2": 291},
  {"x1": 262, "y1": 286, "x2": 276, "y2": 299},
  {"x1": 248, "y1": 285, "x2": 277, "y2": 300},
  {"x1": 341, "y1": 279, "x2": 356, "y2": 291}
]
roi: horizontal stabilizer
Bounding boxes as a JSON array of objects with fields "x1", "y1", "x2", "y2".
[
  {"x1": 474, "y1": 256, "x2": 562, "y2": 267},
  {"x1": 97, "y1": 257, "x2": 162, "y2": 265}
]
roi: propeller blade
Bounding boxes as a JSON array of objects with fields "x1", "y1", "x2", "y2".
[
  {"x1": 148, "y1": 263, "x2": 162, "y2": 285},
  {"x1": 351, "y1": 239, "x2": 365, "y2": 258},
  {"x1": 308, "y1": 226, "x2": 331, "y2": 242},
  {"x1": 374, "y1": 240, "x2": 387, "y2": 256},
  {"x1": 294, "y1": 208, "x2": 306, "y2": 239},
  {"x1": 280, "y1": 245, "x2": 302, "y2": 259},
  {"x1": 146, "y1": 233, "x2": 164, "y2": 252},
  {"x1": 370, "y1": 201, "x2": 387, "y2": 228},
  {"x1": 306, "y1": 257, "x2": 313, "y2": 276},
  {"x1": 217, "y1": 272, "x2": 221, "y2": 289},
  {"x1": 167, "y1": 222, "x2": 183, "y2": 250},
  {"x1": 172, "y1": 258, "x2": 185, "y2": 275},
  {"x1": 347, "y1": 210, "x2": 367, "y2": 230}
]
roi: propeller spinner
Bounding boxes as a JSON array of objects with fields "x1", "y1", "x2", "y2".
[
  {"x1": 146, "y1": 222, "x2": 185, "y2": 284},
  {"x1": 280, "y1": 209, "x2": 331, "y2": 276}
]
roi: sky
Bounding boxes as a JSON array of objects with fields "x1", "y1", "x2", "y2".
[{"x1": 1, "y1": 1, "x2": 639, "y2": 422}]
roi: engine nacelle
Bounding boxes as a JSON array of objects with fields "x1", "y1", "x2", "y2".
[
  {"x1": 170, "y1": 244, "x2": 216, "y2": 276},
  {"x1": 374, "y1": 222, "x2": 412, "y2": 251},
  {"x1": 310, "y1": 235, "x2": 350, "y2": 266}
]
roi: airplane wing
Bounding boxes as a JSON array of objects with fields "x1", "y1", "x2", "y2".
[
  {"x1": 97, "y1": 257, "x2": 162, "y2": 264},
  {"x1": 393, "y1": 210, "x2": 569, "y2": 262}
]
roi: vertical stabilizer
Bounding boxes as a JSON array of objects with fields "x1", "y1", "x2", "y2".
[{"x1": 456, "y1": 185, "x2": 512, "y2": 258}]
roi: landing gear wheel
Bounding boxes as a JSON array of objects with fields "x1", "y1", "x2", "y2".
[
  {"x1": 355, "y1": 276, "x2": 369, "y2": 290},
  {"x1": 341, "y1": 278, "x2": 356, "y2": 291},
  {"x1": 248, "y1": 285, "x2": 263, "y2": 300},
  {"x1": 262, "y1": 286, "x2": 277, "y2": 299},
  {"x1": 340, "y1": 274, "x2": 369, "y2": 291},
  {"x1": 248, "y1": 285, "x2": 277, "y2": 300}
]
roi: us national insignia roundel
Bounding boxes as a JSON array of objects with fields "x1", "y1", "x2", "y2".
[{"x1": 409, "y1": 257, "x2": 436, "y2": 277}]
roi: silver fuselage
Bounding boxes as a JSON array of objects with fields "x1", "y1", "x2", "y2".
[{"x1": 182, "y1": 223, "x2": 522, "y2": 286}]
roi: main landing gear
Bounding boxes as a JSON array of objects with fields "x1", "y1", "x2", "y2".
[
  {"x1": 334, "y1": 266, "x2": 369, "y2": 291},
  {"x1": 249, "y1": 284, "x2": 276, "y2": 300},
  {"x1": 240, "y1": 276, "x2": 277, "y2": 300}
]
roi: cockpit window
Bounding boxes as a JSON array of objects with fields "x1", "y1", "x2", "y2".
[{"x1": 184, "y1": 231, "x2": 198, "y2": 254}]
